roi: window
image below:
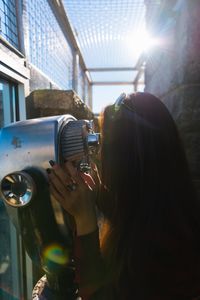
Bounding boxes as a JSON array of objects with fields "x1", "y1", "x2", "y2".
[
  {"x1": 0, "y1": 0, "x2": 19, "y2": 49},
  {"x1": 0, "y1": 79, "x2": 19, "y2": 127},
  {"x1": 0, "y1": 78, "x2": 24, "y2": 300}
]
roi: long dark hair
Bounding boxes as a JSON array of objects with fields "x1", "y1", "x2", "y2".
[{"x1": 99, "y1": 92, "x2": 200, "y2": 298}]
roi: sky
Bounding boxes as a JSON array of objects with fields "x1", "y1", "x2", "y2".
[
  {"x1": 63, "y1": 0, "x2": 147, "y2": 113},
  {"x1": 92, "y1": 84, "x2": 144, "y2": 114}
]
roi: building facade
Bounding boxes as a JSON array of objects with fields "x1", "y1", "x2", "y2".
[{"x1": 0, "y1": 0, "x2": 91, "y2": 298}]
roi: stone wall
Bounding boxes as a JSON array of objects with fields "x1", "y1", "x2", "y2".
[
  {"x1": 26, "y1": 89, "x2": 94, "y2": 121},
  {"x1": 145, "y1": 0, "x2": 200, "y2": 190}
]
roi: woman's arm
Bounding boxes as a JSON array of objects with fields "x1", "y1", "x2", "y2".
[
  {"x1": 47, "y1": 160, "x2": 105, "y2": 297},
  {"x1": 74, "y1": 228, "x2": 105, "y2": 298}
]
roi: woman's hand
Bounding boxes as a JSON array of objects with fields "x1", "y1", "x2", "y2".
[{"x1": 47, "y1": 159, "x2": 100, "y2": 236}]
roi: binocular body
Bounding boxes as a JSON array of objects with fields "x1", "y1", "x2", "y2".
[
  {"x1": 0, "y1": 114, "x2": 100, "y2": 299},
  {"x1": 0, "y1": 114, "x2": 74, "y2": 229},
  {"x1": 0, "y1": 114, "x2": 74, "y2": 178}
]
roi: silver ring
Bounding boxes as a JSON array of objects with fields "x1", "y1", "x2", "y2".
[{"x1": 66, "y1": 182, "x2": 78, "y2": 192}]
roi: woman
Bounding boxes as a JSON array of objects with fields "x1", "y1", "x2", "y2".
[{"x1": 48, "y1": 92, "x2": 200, "y2": 300}]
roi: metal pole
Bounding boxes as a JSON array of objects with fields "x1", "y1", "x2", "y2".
[
  {"x1": 72, "y1": 51, "x2": 79, "y2": 93},
  {"x1": 88, "y1": 83, "x2": 93, "y2": 110}
]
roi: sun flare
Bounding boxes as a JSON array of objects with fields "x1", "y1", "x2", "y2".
[{"x1": 124, "y1": 29, "x2": 159, "y2": 57}]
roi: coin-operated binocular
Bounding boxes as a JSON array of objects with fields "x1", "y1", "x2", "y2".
[{"x1": 0, "y1": 114, "x2": 100, "y2": 299}]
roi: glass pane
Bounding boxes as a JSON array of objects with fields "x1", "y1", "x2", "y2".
[
  {"x1": 0, "y1": 83, "x2": 4, "y2": 127},
  {"x1": 0, "y1": 202, "x2": 12, "y2": 299},
  {"x1": 0, "y1": 78, "x2": 23, "y2": 299},
  {"x1": 0, "y1": 0, "x2": 19, "y2": 49},
  {"x1": 63, "y1": 0, "x2": 146, "y2": 68},
  {"x1": 0, "y1": 79, "x2": 17, "y2": 127}
]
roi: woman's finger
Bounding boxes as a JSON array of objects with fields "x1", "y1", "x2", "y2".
[
  {"x1": 49, "y1": 161, "x2": 72, "y2": 185},
  {"x1": 49, "y1": 185, "x2": 72, "y2": 213},
  {"x1": 48, "y1": 169, "x2": 68, "y2": 198},
  {"x1": 49, "y1": 185, "x2": 64, "y2": 204},
  {"x1": 64, "y1": 161, "x2": 83, "y2": 185}
]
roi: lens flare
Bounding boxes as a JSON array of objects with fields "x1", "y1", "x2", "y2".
[{"x1": 42, "y1": 243, "x2": 69, "y2": 270}]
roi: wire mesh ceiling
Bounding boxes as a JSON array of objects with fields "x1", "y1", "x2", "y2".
[{"x1": 63, "y1": 0, "x2": 146, "y2": 75}]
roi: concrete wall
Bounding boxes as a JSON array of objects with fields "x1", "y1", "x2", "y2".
[
  {"x1": 29, "y1": 66, "x2": 60, "y2": 92},
  {"x1": 145, "y1": 0, "x2": 200, "y2": 189}
]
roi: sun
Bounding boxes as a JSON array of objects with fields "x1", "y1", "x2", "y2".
[{"x1": 124, "y1": 29, "x2": 159, "y2": 57}]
